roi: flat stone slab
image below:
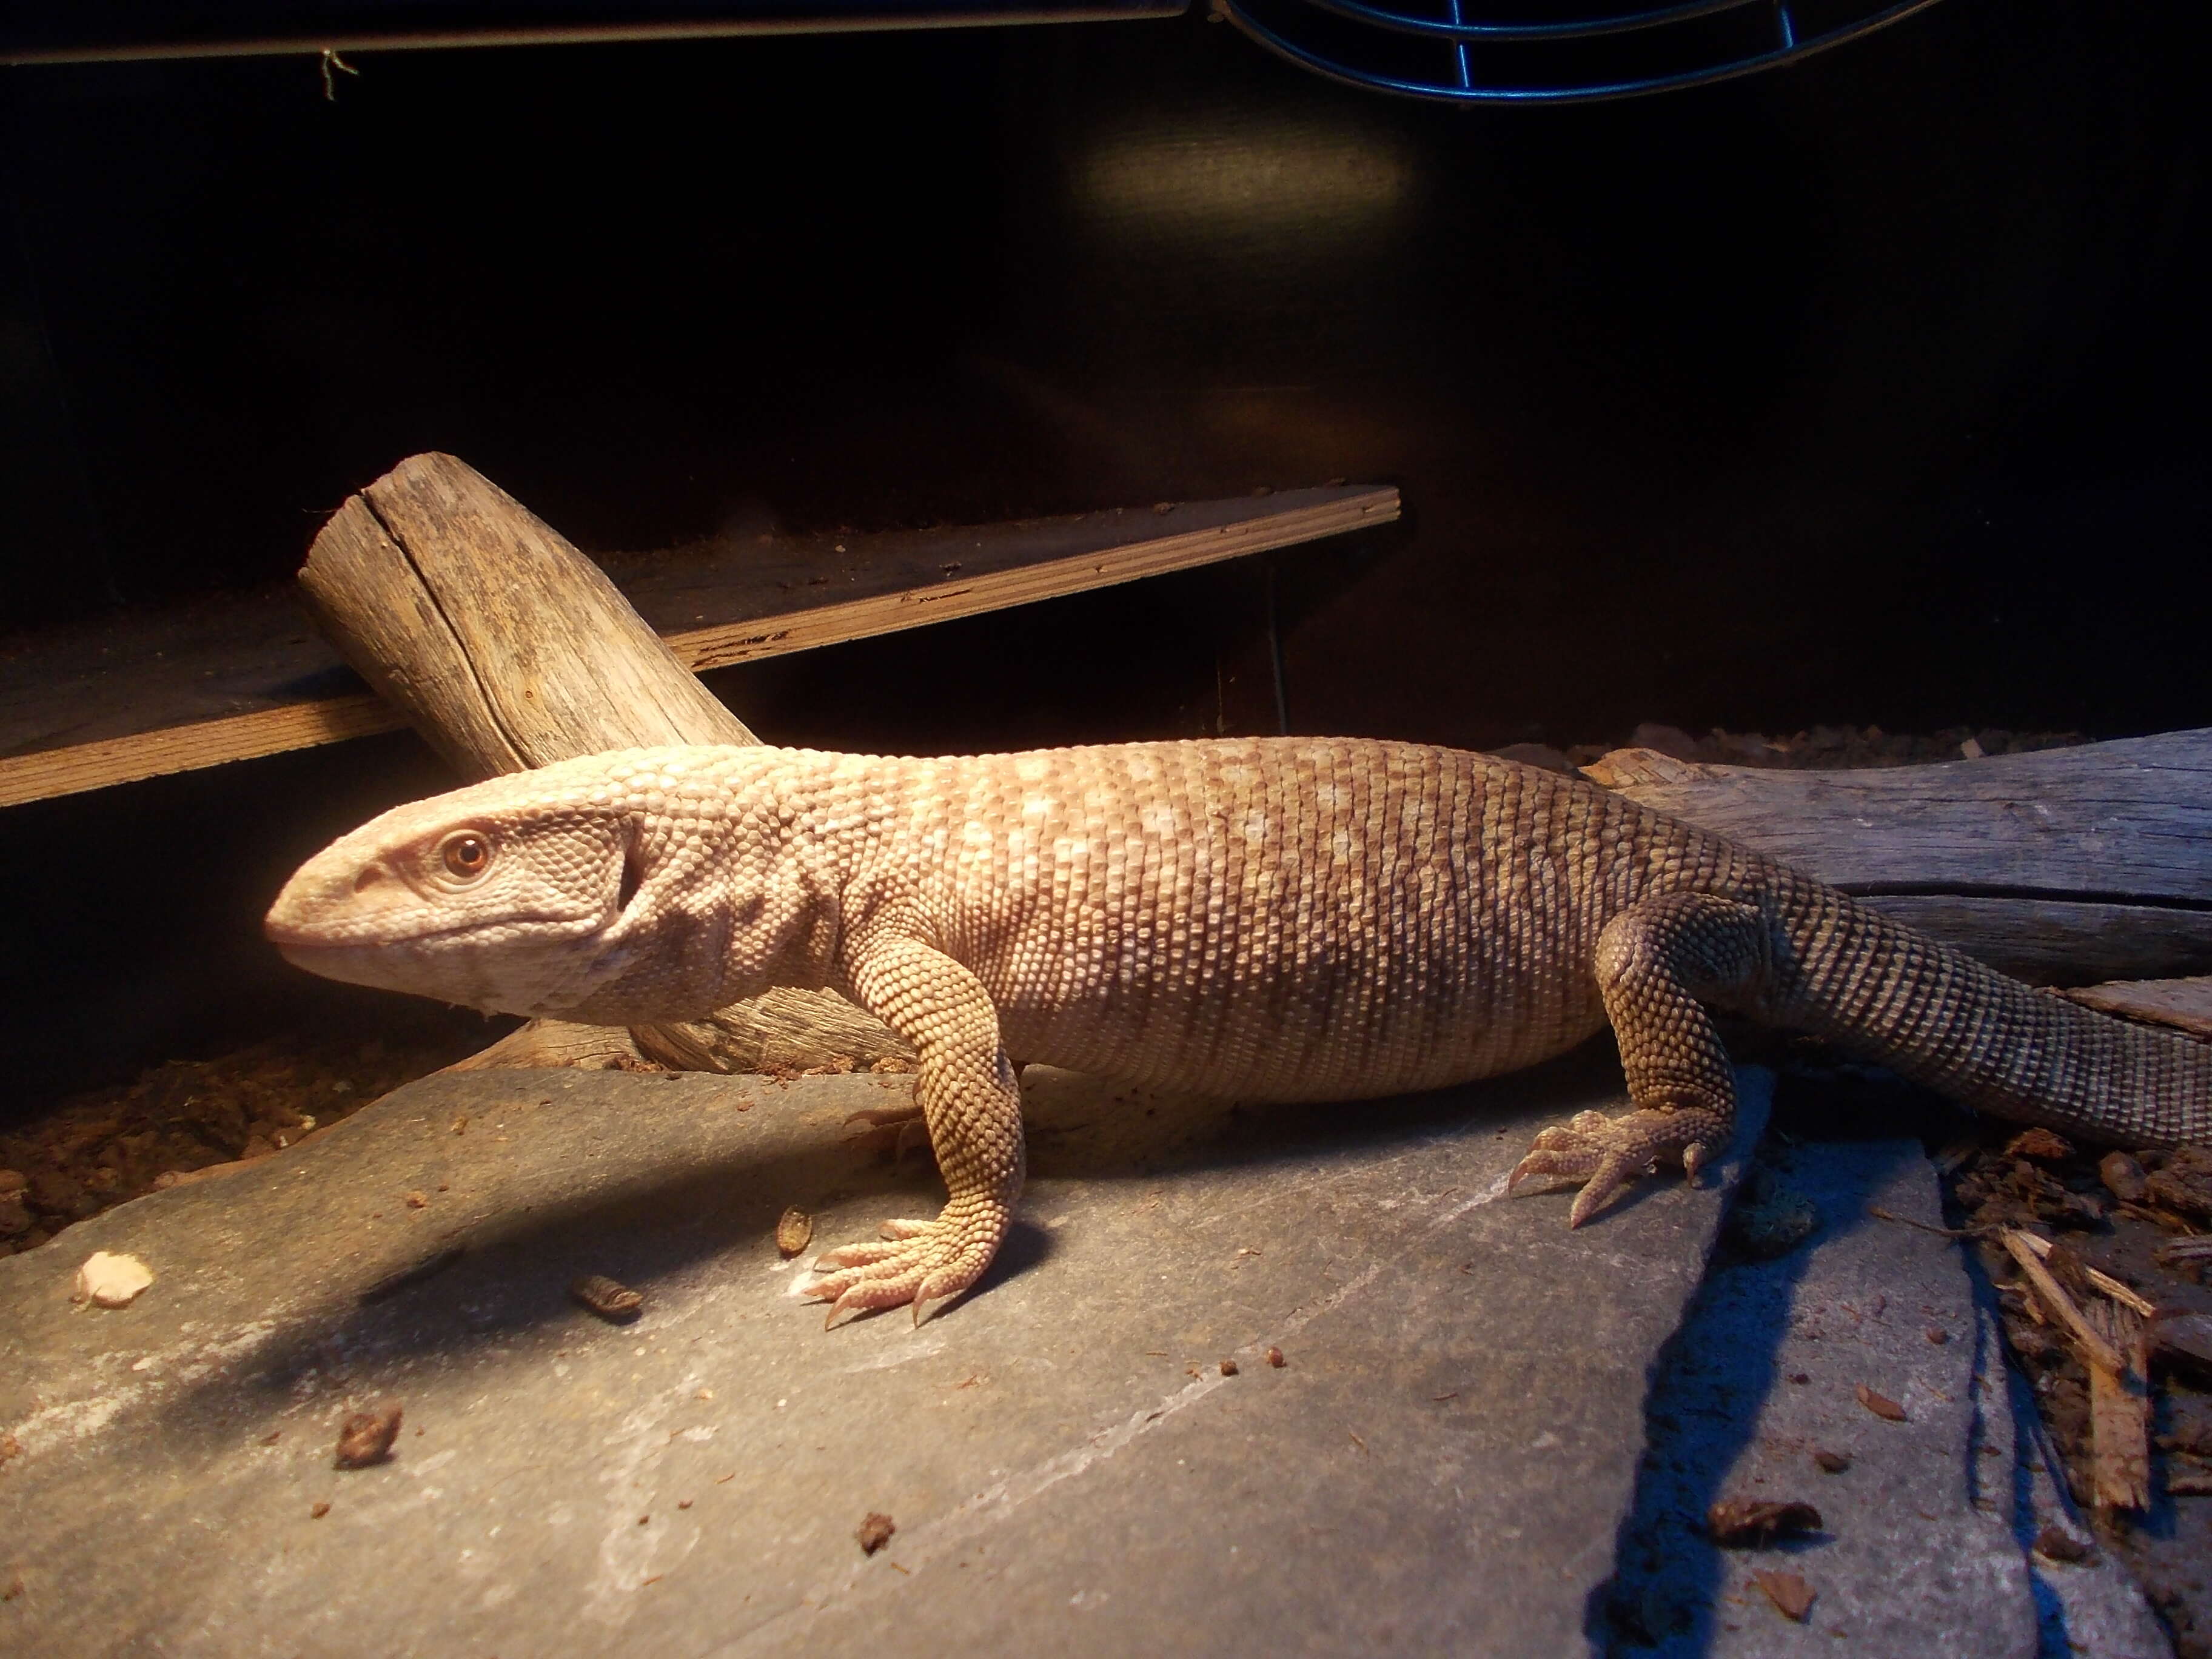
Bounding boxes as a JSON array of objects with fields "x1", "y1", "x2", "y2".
[
  {"x1": 0, "y1": 1052, "x2": 1765, "y2": 1657},
  {"x1": 1609, "y1": 1138, "x2": 2165, "y2": 1658}
]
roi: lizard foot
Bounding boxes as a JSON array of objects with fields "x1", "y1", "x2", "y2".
[
  {"x1": 1506, "y1": 1105, "x2": 1731, "y2": 1227},
  {"x1": 840, "y1": 1105, "x2": 931, "y2": 1162},
  {"x1": 803, "y1": 1197, "x2": 1010, "y2": 1326}
]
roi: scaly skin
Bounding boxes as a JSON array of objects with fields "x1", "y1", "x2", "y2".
[{"x1": 266, "y1": 739, "x2": 2212, "y2": 1321}]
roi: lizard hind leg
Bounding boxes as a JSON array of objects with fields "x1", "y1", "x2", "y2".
[{"x1": 1508, "y1": 891, "x2": 1768, "y2": 1227}]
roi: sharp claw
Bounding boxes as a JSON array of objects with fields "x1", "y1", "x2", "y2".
[
  {"x1": 1566, "y1": 1183, "x2": 1606, "y2": 1229},
  {"x1": 1566, "y1": 1153, "x2": 1641, "y2": 1228},
  {"x1": 825, "y1": 1283, "x2": 877, "y2": 1329}
]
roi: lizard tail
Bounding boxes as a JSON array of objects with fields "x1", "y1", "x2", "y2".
[{"x1": 1778, "y1": 888, "x2": 2212, "y2": 1149}]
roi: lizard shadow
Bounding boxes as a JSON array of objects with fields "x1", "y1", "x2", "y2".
[
  {"x1": 1586, "y1": 1139, "x2": 1880, "y2": 1654},
  {"x1": 1016, "y1": 1034, "x2": 1661, "y2": 1198},
  {"x1": 130, "y1": 1038, "x2": 1651, "y2": 1450}
]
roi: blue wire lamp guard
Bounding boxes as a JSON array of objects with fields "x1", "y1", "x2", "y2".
[{"x1": 1214, "y1": 0, "x2": 1949, "y2": 103}]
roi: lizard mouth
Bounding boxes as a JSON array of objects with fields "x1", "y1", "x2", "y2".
[
  {"x1": 262, "y1": 917, "x2": 333, "y2": 950},
  {"x1": 266, "y1": 937, "x2": 409, "y2": 993},
  {"x1": 263, "y1": 903, "x2": 608, "y2": 951}
]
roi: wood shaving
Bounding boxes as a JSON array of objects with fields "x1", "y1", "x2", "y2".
[
  {"x1": 1751, "y1": 1567, "x2": 1815, "y2": 1622},
  {"x1": 333, "y1": 1403, "x2": 403, "y2": 1469},
  {"x1": 1707, "y1": 1498, "x2": 1823, "y2": 1547},
  {"x1": 569, "y1": 1274, "x2": 644, "y2": 1321},
  {"x1": 1854, "y1": 1383, "x2": 1907, "y2": 1423}
]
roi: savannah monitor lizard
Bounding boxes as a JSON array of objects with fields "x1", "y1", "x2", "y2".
[{"x1": 265, "y1": 738, "x2": 2212, "y2": 1320}]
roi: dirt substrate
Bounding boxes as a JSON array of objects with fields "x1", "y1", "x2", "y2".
[{"x1": 0, "y1": 1006, "x2": 495, "y2": 1258}]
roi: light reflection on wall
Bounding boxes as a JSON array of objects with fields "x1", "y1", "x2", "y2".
[{"x1": 1076, "y1": 116, "x2": 1416, "y2": 247}]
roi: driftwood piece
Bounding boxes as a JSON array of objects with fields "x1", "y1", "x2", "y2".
[
  {"x1": 298, "y1": 454, "x2": 760, "y2": 768},
  {"x1": 2085, "y1": 1300, "x2": 2153, "y2": 1512},
  {"x1": 1584, "y1": 733, "x2": 2212, "y2": 985},
  {"x1": 300, "y1": 452, "x2": 911, "y2": 1075},
  {"x1": 443, "y1": 1020, "x2": 657, "y2": 1073},
  {"x1": 1997, "y1": 1229, "x2": 2150, "y2": 1510},
  {"x1": 2008, "y1": 1229, "x2": 2156, "y2": 1318}
]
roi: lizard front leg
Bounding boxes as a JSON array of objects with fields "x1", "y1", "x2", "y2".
[
  {"x1": 1509, "y1": 891, "x2": 1767, "y2": 1226},
  {"x1": 805, "y1": 933, "x2": 1025, "y2": 1324}
]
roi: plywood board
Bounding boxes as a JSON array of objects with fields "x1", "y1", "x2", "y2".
[{"x1": 0, "y1": 484, "x2": 1398, "y2": 807}]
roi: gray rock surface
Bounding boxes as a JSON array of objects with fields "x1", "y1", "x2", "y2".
[
  {"x1": 0, "y1": 1051, "x2": 1766, "y2": 1658},
  {"x1": 1610, "y1": 1138, "x2": 2166, "y2": 1658}
]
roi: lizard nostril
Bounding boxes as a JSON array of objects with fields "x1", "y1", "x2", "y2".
[{"x1": 353, "y1": 864, "x2": 387, "y2": 895}]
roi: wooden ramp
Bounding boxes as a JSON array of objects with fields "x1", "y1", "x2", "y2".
[{"x1": 0, "y1": 483, "x2": 1398, "y2": 808}]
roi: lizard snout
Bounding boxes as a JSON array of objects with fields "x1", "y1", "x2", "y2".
[{"x1": 264, "y1": 851, "x2": 419, "y2": 948}]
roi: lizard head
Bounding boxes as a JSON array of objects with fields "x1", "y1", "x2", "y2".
[
  {"x1": 264, "y1": 762, "x2": 644, "y2": 1019},
  {"x1": 264, "y1": 748, "x2": 832, "y2": 1023}
]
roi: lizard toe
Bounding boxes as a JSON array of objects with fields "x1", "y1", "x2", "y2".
[
  {"x1": 807, "y1": 1217, "x2": 938, "y2": 1275},
  {"x1": 820, "y1": 1272, "x2": 930, "y2": 1327},
  {"x1": 1506, "y1": 1146, "x2": 1602, "y2": 1196},
  {"x1": 1566, "y1": 1147, "x2": 1657, "y2": 1228},
  {"x1": 811, "y1": 1241, "x2": 902, "y2": 1273}
]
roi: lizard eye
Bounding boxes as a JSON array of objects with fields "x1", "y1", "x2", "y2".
[{"x1": 440, "y1": 831, "x2": 492, "y2": 882}]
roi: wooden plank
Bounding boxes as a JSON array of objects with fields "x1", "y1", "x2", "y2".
[
  {"x1": 622, "y1": 488, "x2": 1403, "y2": 674},
  {"x1": 0, "y1": 483, "x2": 1398, "y2": 808},
  {"x1": 0, "y1": 694, "x2": 403, "y2": 806}
]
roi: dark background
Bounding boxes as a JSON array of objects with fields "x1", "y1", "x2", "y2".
[{"x1": 2, "y1": 0, "x2": 2208, "y2": 1099}]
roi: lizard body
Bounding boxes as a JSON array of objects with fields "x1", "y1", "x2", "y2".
[{"x1": 266, "y1": 738, "x2": 2211, "y2": 1318}]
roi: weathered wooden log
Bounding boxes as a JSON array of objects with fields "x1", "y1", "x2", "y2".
[
  {"x1": 443, "y1": 1000, "x2": 922, "y2": 1077},
  {"x1": 300, "y1": 452, "x2": 913, "y2": 1074},
  {"x1": 440, "y1": 1019, "x2": 655, "y2": 1073},
  {"x1": 1584, "y1": 731, "x2": 2212, "y2": 985}
]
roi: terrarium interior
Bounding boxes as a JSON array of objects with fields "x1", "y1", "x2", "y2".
[{"x1": 1, "y1": 1, "x2": 2209, "y2": 1651}]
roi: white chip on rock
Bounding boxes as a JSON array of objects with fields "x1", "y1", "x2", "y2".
[{"x1": 75, "y1": 1252, "x2": 153, "y2": 1308}]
